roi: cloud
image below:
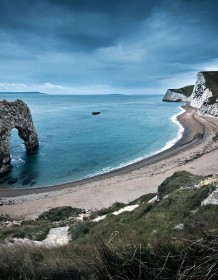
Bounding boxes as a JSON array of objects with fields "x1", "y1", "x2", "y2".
[
  {"x1": 0, "y1": 0, "x2": 218, "y2": 93},
  {"x1": 0, "y1": 82, "x2": 162, "y2": 95},
  {"x1": 0, "y1": 83, "x2": 28, "y2": 91}
]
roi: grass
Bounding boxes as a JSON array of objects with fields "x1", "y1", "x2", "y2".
[
  {"x1": 0, "y1": 171, "x2": 218, "y2": 279},
  {"x1": 71, "y1": 172, "x2": 217, "y2": 248},
  {"x1": 37, "y1": 206, "x2": 83, "y2": 222},
  {"x1": 157, "y1": 170, "x2": 203, "y2": 199},
  {"x1": 0, "y1": 245, "x2": 83, "y2": 280},
  {"x1": 92, "y1": 233, "x2": 218, "y2": 280},
  {"x1": 170, "y1": 85, "x2": 194, "y2": 97},
  {"x1": 0, "y1": 220, "x2": 54, "y2": 241},
  {"x1": 0, "y1": 206, "x2": 84, "y2": 241},
  {"x1": 202, "y1": 71, "x2": 218, "y2": 104},
  {"x1": 90, "y1": 202, "x2": 126, "y2": 219}
]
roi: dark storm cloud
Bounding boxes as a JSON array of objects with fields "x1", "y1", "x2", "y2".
[
  {"x1": 0, "y1": 0, "x2": 160, "y2": 51},
  {"x1": 0, "y1": 0, "x2": 218, "y2": 92}
]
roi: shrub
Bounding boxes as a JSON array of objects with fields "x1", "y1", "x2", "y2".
[{"x1": 37, "y1": 207, "x2": 83, "y2": 222}]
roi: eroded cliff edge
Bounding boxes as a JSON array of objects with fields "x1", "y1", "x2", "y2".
[
  {"x1": 190, "y1": 71, "x2": 218, "y2": 117},
  {"x1": 0, "y1": 99, "x2": 39, "y2": 176},
  {"x1": 162, "y1": 85, "x2": 193, "y2": 102},
  {"x1": 163, "y1": 71, "x2": 218, "y2": 117}
]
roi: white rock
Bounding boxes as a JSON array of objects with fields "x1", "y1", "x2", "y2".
[
  {"x1": 174, "y1": 223, "x2": 184, "y2": 230},
  {"x1": 190, "y1": 72, "x2": 218, "y2": 117},
  {"x1": 6, "y1": 226, "x2": 70, "y2": 248},
  {"x1": 201, "y1": 187, "x2": 218, "y2": 206},
  {"x1": 112, "y1": 204, "x2": 139, "y2": 215},
  {"x1": 148, "y1": 195, "x2": 157, "y2": 204},
  {"x1": 162, "y1": 89, "x2": 190, "y2": 102},
  {"x1": 92, "y1": 204, "x2": 139, "y2": 222},
  {"x1": 92, "y1": 215, "x2": 107, "y2": 222}
]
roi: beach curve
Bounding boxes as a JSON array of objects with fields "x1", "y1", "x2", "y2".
[{"x1": 1, "y1": 105, "x2": 218, "y2": 220}]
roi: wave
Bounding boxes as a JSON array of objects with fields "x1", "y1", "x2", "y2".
[
  {"x1": 86, "y1": 106, "x2": 185, "y2": 178},
  {"x1": 11, "y1": 156, "x2": 25, "y2": 166},
  {"x1": 158, "y1": 106, "x2": 185, "y2": 152}
]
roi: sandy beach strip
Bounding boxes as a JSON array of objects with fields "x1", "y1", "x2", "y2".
[{"x1": 1, "y1": 105, "x2": 218, "y2": 220}]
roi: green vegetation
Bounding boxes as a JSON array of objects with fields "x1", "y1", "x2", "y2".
[
  {"x1": 0, "y1": 206, "x2": 84, "y2": 241},
  {"x1": 90, "y1": 202, "x2": 126, "y2": 219},
  {"x1": 84, "y1": 172, "x2": 215, "y2": 244},
  {"x1": 0, "y1": 220, "x2": 54, "y2": 241},
  {"x1": 202, "y1": 71, "x2": 218, "y2": 104},
  {"x1": 37, "y1": 206, "x2": 83, "y2": 222},
  {"x1": 0, "y1": 171, "x2": 218, "y2": 279},
  {"x1": 158, "y1": 170, "x2": 203, "y2": 198},
  {"x1": 171, "y1": 85, "x2": 194, "y2": 97}
]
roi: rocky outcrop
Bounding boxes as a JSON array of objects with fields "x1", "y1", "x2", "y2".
[
  {"x1": 190, "y1": 72, "x2": 212, "y2": 108},
  {"x1": 0, "y1": 99, "x2": 39, "y2": 176},
  {"x1": 163, "y1": 72, "x2": 218, "y2": 117},
  {"x1": 190, "y1": 71, "x2": 218, "y2": 117},
  {"x1": 162, "y1": 85, "x2": 193, "y2": 102},
  {"x1": 92, "y1": 112, "x2": 101, "y2": 115},
  {"x1": 162, "y1": 89, "x2": 189, "y2": 102}
]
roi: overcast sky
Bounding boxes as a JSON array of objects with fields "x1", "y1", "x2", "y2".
[{"x1": 0, "y1": 0, "x2": 218, "y2": 94}]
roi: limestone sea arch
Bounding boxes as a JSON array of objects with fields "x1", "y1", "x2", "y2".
[{"x1": 0, "y1": 99, "x2": 39, "y2": 176}]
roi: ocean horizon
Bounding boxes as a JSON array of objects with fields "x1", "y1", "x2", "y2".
[{"x1": 0, "y1": 93, "x2": 183, "y2": 189}]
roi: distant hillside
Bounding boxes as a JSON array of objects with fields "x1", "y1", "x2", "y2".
[
  {"x1": 170, "y1": 85, "x2": 194, "y2": 97},
  {"x1": 0, "y1": 92, "x2": 46, "y2": 95}
]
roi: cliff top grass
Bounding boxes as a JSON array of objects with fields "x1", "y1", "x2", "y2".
[
  {"x1": 170, "y1": 85, "x2": 194, "y2": 97},
  {"x1": 202, "y1": 71, "x2": 218, "y2": 104},
  {"x1": 0, "y1": 171, "x2": 217, "y2": 243},
  {"x1": 0, "y1": 171, "x2": 218, "y2": 279}
]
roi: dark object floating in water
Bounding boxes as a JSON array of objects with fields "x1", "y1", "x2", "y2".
[{"x1": 91, "y1": 112, "x2": 101, "y2": 115}]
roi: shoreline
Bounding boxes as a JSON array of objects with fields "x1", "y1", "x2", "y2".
[
  {"x1": 0, "y1": 105, "x2": 203, "y2": 197},
  {"x1": 1, "y1": 105, "x2": 218, "y2": 220},
  {"x1": 0, "y1": 104, "x2": 186, "y2": 195}
]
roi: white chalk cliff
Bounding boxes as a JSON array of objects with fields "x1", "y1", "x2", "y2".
[
  {"x1": 162, "y1": 85, "x2": 194, "y2": 102},
  {"x1": 162, "y1": 89, "x2": 190, "y2": 102},
  {"x1": 163, "y1": 71, "x2": 218, "y2": 117},
  {"x1": 190, "y1": 72, "x2": 218, "y2": 117}
]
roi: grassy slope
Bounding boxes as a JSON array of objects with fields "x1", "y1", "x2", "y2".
[
  {"x1": 85, "y1": 171, "x2": 216, "y2": 244},
  {"x1": 202, "y1": 71, "x2": 218, "y2": 104},
  {"x1": 0, "y1": 171, "x2": 218, "y2": 279},
  {"x1": 170, "y1": 85, "x2": 194, "y2": 97}
]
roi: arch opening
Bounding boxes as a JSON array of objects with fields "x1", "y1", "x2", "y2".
[{"x1": 0, "y1": 99, "x2": 39, "y2": 176}]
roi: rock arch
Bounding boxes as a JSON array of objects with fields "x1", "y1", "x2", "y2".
[{"x1": 0, "y1": 99, "x2": 39, "y2": 176}]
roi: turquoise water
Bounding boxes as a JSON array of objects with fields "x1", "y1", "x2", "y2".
[{"x1": 0, "y1": 94, "x2": 183, "y2": 189}]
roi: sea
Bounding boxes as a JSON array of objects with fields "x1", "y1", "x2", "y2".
[{"x1": 0, "y1": 93, "x2": 184, "y2": 189}]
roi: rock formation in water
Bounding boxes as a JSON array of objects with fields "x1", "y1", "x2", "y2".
[
  {"x1": 92, "y1": 112, "x2": 101, "y2": 115},
  {"x1": 190, "y1": 71, "x2": 218, "y2": 117},
  {"x1": 0, "y1": 99, "x2": 39, "y2": 176},
  {"x1": 162, "y1": 85, "x2": 193, "y2": 102}
]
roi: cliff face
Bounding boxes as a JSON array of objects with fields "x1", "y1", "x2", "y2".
[
  {"x1": 162, "y1": 85, "x2": 193, "y2": 102},
  {"x1": 162, "y1": 89, "x2": 190, "y2": 102},
  {"x1": 0, "y1": 99, "x2": 39, "y2": 176},
  {"x1": 163, "y1": 72, "x2": 218, "y2": 117},
  {"x1": 190, "y1": 71, "x2": 218, "y2": 117}
]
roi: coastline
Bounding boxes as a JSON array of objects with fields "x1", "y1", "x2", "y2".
[{"x1": 1, "y1": 105, "x2": 218, "y2": 220}]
